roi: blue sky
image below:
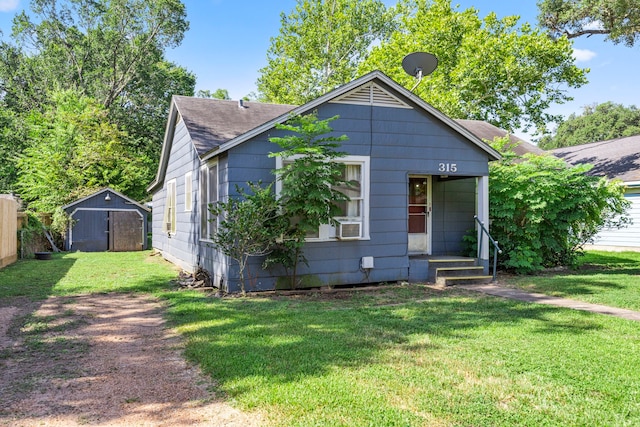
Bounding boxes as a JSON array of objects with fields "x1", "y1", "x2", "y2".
[{"x1": 1, "y1": 0, "x2": 638, "y2": 137}]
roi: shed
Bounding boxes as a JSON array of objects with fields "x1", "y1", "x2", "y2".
[{"x1": 62, "y1": 188, "x2": 150, "y2": 252}]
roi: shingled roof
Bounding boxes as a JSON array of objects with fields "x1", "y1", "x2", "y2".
[
  {"x1": 173, "y1": 96, "x2": 295, "y2": 157},
  {"x1": 551, "y1": 135, "x2": 640, "y2": 183},
  {"x1": 455, "y1": 119, "x2": 545, "y2": 156}
]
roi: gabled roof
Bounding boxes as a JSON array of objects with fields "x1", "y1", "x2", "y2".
[
  {"x1": 148, "y1": 71, "x2": 501, "y2": 192},
  {"x1": 551, "y1": 135, "x2": 640, "y2": 183},
  {"x1": 173, "y1": 97, "x2": 295, "y2": 157},
  {"x1": 62, "y1": 187, "x2": 150, "y2": 212},
  {"x1": 455, "y1": 119, "x2": 545, "y2": 156}
]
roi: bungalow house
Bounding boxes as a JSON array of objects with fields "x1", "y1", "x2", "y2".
[
  {"x1": 551, "y1": 135, "x2": 640, "y2": 250},
  {"x1": 147, "y1": 71, "x2": 501, "y2": 292}
]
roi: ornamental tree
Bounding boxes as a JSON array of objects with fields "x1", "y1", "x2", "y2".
[
  {"x1": 208, "y1": 183, "x2": 288, "y2": 295},
  {"x1": 267, "y1": 113, "x2": 350, "y2": 288}
]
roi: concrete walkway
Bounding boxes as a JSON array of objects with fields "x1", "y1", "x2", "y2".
[{"x1": 459, "y1": 284, "x2": 640, "y2": 322}]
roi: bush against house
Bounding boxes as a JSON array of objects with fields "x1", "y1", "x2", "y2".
[{"x1": 488, "y1": 145, "x2": 630, "y2": 273}]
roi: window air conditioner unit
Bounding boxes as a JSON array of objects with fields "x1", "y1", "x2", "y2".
[{"x1": 336, "y1": 221, "x2": 362, "y2": 239}]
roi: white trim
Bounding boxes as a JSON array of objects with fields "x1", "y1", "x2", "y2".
[
  {"x1": 275, "y1": 155, "x2": 370, "y2": 242},
  {"x1": 201, "y1": 71, "x2": 501, "y2": 162},
  {"x1": 62, "y1": 187, "x2": 149, "y2": 212},
  {"x1": 330, "y1": 82, "x2": 412, "y2": 109},
  {"x1": 408, "y1": 175, "x2": 432, "y2": 254},
  {"x1": 184, "y1": 171, "x2": 193, "y2": 212},
  {"x1": 199, "y1": 159, "x2": 219, "y2": 243},
  {"x1": 163, "y1": 179, "x2": 177, "y2": 235}
]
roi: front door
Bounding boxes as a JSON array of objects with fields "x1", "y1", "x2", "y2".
[{"x1": 408, "y1": 176, "x2": 431, "y2": 254}]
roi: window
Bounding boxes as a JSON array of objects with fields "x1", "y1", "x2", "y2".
[
  {"x1": 162, "y1": 180, "x2": 176, "y2": 234},
  {"x1": 200, "y1": 162, "x2": 218, "y2": 241},
  {"x1": 276, "y1": 155, "x2": 369, "y2": 241},
  {"x1": 184, "y1": 172, "x2": 193, "y2": 211}
]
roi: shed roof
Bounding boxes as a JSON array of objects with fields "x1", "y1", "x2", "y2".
[
  {"x1": 455, "y1": 119, "x2": 545, "y2": 156},
  {"x1": 550, "y1": 135, "x2": 640, "y2": 183},
  {"x1": 62, "y1": 187, "x2": 150, "y2": 212}
]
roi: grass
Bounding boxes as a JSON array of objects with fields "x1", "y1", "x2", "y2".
[
  {"x1": 0, "y1": 251, "x2": 178, "y2": 300},
  {"x1": 1, "y1": 250, "x2": 639, "y2": 426},
  {"x1": 161, "y1": 286, "x2": 640, "y2": 426},
  {"x1": 500, "y1": 250, "x2": 640, "y2": 311}
]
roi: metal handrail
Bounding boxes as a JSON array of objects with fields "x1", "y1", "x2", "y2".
[{"x1": 474, "y1": 215, "x2": 502, "y2": 280}]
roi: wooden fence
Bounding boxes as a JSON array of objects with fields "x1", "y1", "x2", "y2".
[{"x1": 0, "y1": 195, "x2": 18, "y2": 269}]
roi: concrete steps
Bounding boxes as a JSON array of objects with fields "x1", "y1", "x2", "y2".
[{"x1": 421, "y1": 257, "x2": 494, "y2": 286}]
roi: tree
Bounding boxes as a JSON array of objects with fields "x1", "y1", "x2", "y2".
[
  {"x1": 0, "y1": 0, "x2": 195, "y2": 193},
  {"x1": 538, "y1": 0, "x2": 640, "y2": 46},
  {"x1": 0, "y1": 107, "x2": 27, "y2": 193},
  {"x1": 256, "y1": 0, "x2": 395, "y2": 104},
  {"x1": 538, "y1": 102, "x2": 640, "y2": 149},
  {"x1": 197, "y1": 89, "x2": 230, "y2": 99},
  {"x1": 6, "y1": 0, "x2": 189, "y2": 109},
  {"x1": 487, "y1": 140, "x2": 630, "y2": 273},
  {"x1": 208, "y1": 183, "x2": 287, "y2": 295},
  {"x1": 359, "y1": 0, "x2": 588, "y2": 136},
  {"x1": 15, "y1": 90, "x2": 149, "y2": 234},
  {"x1": 267, "y1": 113, "x2": 350, "y2": 288}
]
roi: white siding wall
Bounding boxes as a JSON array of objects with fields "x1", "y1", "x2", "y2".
[{"x1": 592, "y1": 190, "x2": 640, "y2": 248}]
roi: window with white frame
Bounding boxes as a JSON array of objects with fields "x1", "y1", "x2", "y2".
[
  {"x1": 277, "y1": 155, "x2": 369, "y2": 241},
  {"x1": 162, "y1": 179, "x2": 176, "y2": 234},
  {"x1": 184, "y1": 172, "x2": 192, "y2": 211},
  {"x1": 200, "y1": 162, "x2": 218, "y2": 241}
]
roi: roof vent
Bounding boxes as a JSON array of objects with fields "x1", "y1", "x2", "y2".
[{"x1": 238, "y1": 99, "x2": 247, "y2": 109}]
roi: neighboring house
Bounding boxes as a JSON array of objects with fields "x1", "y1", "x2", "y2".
[
  {"x1": 62, "y1": 188, "x2": 150, "y2": 252},
  {"x1": 147, "y1": 71, "x2": 501, "y2": 292},
  {"x1": 551, "y1": 135, "x2": 640, "y2": 250},
  {"x1": 455, "y1": 120, "x2": 545, "y2": 156}
]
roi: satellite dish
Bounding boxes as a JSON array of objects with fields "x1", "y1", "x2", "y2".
[{"x1": 402, "y1": 52, "x2": 438, "y2": 92}]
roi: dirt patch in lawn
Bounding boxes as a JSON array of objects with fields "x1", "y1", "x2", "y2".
[{"x1": 0, "y1": 294, "x2": 261, "y2": 426}]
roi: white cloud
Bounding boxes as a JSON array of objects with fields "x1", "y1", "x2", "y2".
[
  {"x1": 0, "y1": 0, "x2": 19, "y2": 12},
  {"x1": 573, "y1": 48, "x2": 597, "y2": 63}
]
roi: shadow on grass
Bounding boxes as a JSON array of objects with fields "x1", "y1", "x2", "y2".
[
  {"x1": 0, "y1": 253, "x2": 76, "y2": 302},
  {"x1": 163, "y1": 289, "x2": 601, "y2": 394}
]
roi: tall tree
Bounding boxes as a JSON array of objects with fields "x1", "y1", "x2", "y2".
[
  {"x1": 257, "y1": 0, "x2": 395, "y2": 104},
  {"x1": 539, "y1": 102, "x2": 640, "y2": 149},
  {"x1": 7, "y1": 0, "x2": 190, "y2": 108},
  {"x1": 0, "y1": 0, "x2": 195, "y2": 194},
  {"x1": 359, "y1": 0, "x2": 588, "y2": 135},
  {"x1": 538, "y1": 0, "x2": 640, "y2": 46},
  {"x1": 16, "y1": 90, "x2": 149, "y2": 233}
]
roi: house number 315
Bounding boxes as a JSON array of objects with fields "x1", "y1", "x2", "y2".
[{"x1": 438, "y1": 163, "x2": 457, "y2": 173}]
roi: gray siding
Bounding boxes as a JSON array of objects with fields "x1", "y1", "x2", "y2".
[
  {"x1": 151, "y1": 118, "x2": 203, "y2": 271},
  {"x1": 214, "y1": 103, "x2": 490, "y2": 292}
]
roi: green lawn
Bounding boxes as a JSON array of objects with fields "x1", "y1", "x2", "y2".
[
  {"x1": 1, "y1": 251, "x2": 639, "y2": 426},
  {"x1": 500, "y1": 250, "x2": 640, "y2": 311},
  {"x1": 0, "y1": 251, "x2": 178, "y2": 300}
]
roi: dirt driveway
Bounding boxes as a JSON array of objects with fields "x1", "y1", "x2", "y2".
[{"x1": 0, "y1": 293, "x2": 261, "y2": 426}]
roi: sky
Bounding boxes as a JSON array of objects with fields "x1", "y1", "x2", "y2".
[{"x1": 1, "y1": 0, "x2": 639, "y2": 139}]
